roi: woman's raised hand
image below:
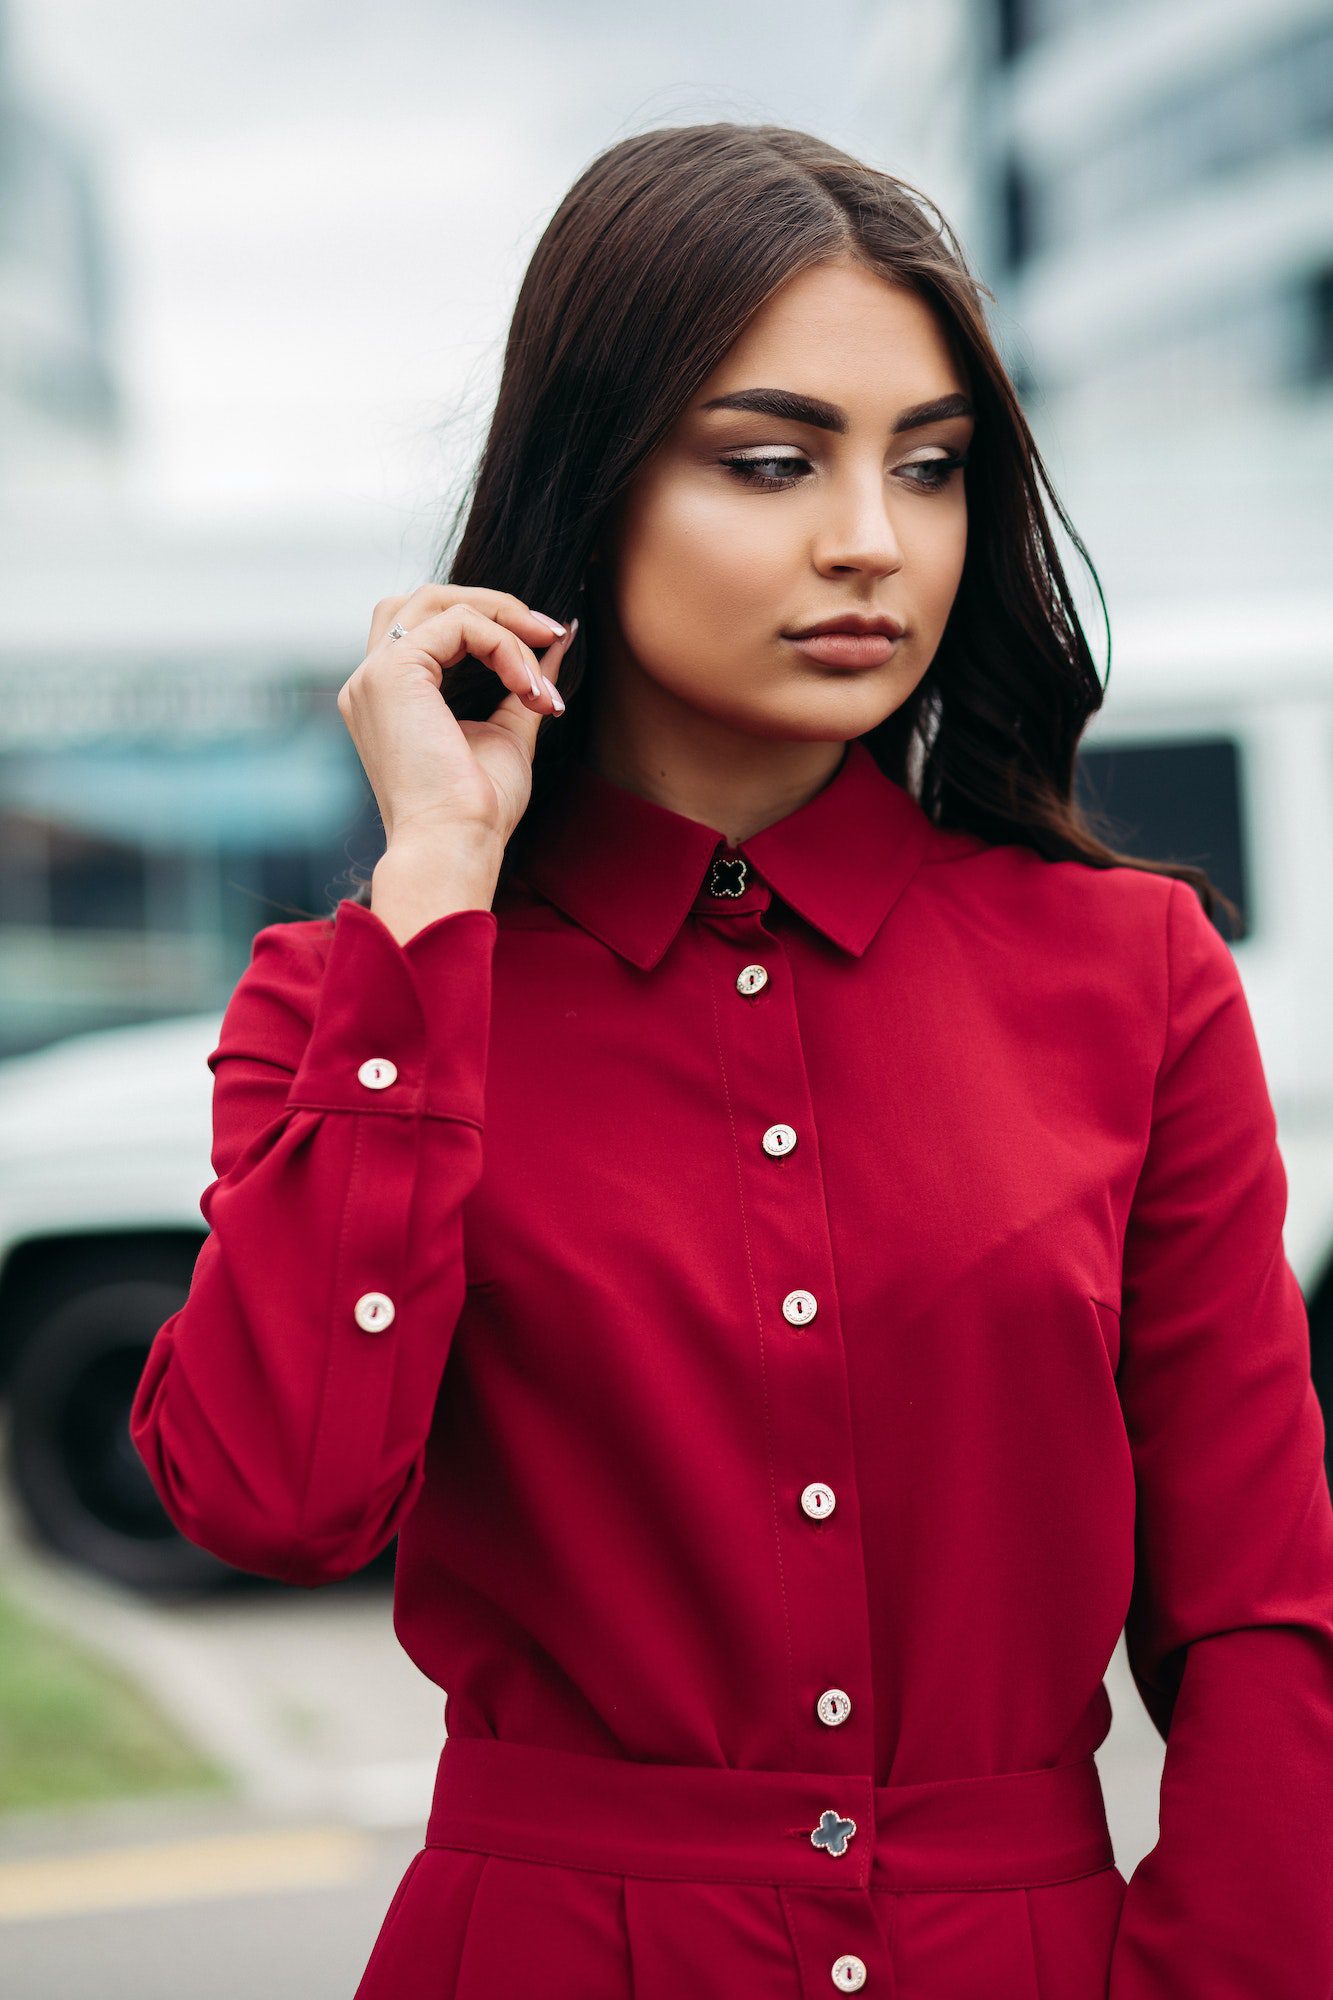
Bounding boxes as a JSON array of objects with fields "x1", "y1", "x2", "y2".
[{"x1": 340, "y1": 585, "x2": 576, "y2": 857}]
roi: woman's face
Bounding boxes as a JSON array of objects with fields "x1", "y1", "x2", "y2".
[{"x1": 590, "y1": 257, "x2": 974, "y2": 763}]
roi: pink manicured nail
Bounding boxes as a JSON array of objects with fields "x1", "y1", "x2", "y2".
[
  {"x1": 533, "y1": 612, "x2": 567, "y2": 635},
  {"x1": 542, "y1": 675, "x2": 565, "y2": 713}
]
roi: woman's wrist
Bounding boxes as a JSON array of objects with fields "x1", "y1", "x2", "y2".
[{"x1": 371, "y1": 830, "x2": 504, "y2": 945}]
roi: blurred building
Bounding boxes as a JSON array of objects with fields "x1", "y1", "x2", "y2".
[
  {"x1": 856, "y1": 0, "x2": 1333, "y2": 595},
  {"x1": 0, "y1": 0, "x2": 119, "y2": 493},
  {"x1": 0, "y1": 3, "x2": 383, "y2": 1059},
  {"x1": 988, "y1": 0, "x2": 1333, "y2": 594}
]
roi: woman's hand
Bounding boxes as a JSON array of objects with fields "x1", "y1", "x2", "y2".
[{"x1": 339, "y1": 585, "x2": 576, "y2": 855}]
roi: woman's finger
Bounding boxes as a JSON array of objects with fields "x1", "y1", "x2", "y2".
[
  {"x1": 367, "y1": 584, "x2": 568, "y2": 664},
  {"x1": 377, "y1": 604, "x2": 554, "y2": 712}
]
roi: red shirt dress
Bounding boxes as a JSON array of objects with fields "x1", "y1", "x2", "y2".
[{"x1": 130, "y1": 738, "x2": 1333, "y2": 1999}]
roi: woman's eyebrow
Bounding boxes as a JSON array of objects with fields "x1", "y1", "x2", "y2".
[{"x1": 696, "y1": 387, "x2": 974, "y2": 435}]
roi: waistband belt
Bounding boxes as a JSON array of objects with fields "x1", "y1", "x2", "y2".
[{"x1": 425, "y1": 1736, "x2": 1115, "y2": 1893}]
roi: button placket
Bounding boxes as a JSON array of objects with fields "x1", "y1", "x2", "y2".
[
  {"x1": 709, "y1": 911, "x2": 875, "y2": 1781},
  {"x1": 782, "y1": 1882, "x2": 885, "y2": 2000}
]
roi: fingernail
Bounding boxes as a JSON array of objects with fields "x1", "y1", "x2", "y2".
[
  {"x1": 542, "y1": 675, "x2": 565, "y2": 714},
  {"x1": 533, "y1": 612, "x2": 566, "y2": 635}
]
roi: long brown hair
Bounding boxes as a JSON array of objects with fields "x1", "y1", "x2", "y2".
[{"x1": 335, "y1": 120, "x2": 1235, "y2": 927}]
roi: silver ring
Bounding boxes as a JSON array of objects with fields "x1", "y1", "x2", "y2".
[{"x1": 387, "y1": 621, "x2": 408, "y2": 641}]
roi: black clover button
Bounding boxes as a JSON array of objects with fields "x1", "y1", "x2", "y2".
[
  {"x1": 707, "y1": 852, "x2": 749, "y2": 898},
  {"x1": 810, "y1": 1808, "x2": 858, "y2": 1857}
]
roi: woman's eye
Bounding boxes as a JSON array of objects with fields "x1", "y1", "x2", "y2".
[
  {"x1": 719, "y1": 452, "x2": 808, "y2": 490},
  {"x1": 903, "y1": 453, "x2": 970, "y2": 490},
  {"x1": 719, "y1": 451, "x2": 970, "y2": 492}
]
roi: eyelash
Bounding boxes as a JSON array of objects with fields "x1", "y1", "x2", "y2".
[{"x1": 718, "y1": 450, "x2": 971, "y2": 493}]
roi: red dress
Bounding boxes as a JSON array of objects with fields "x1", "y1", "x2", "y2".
[{"x1": 130, "y1": 739, "x2": 1333, "y2": 1997}]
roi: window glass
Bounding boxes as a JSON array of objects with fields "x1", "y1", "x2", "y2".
[{"x1": 1074, "y1": 736, "x2": 1251, "y2": 940}]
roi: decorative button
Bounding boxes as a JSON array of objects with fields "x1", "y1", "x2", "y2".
[
  {"x1": 762, "y1": 1123, "x2": 797, "y2": 1157},
  {"x1": 357, "y1": 1058, "x2": 398, "y2": 1090},
  {"x1": 810, "y1": 1808, "x2": 857, "y2": 1858},
  {"x1": 782, "y1": 1289, "x2": 818, "y2": 1326},
  {"x1": 816, "y1": 1687, "x2": 853, "y2": 1727},
  {"x1": 708, "y1": 851, "x2": 749, "y2": 897},
  {"x1": 800, "y1": 1481, "x2": 836, "y2": 1520},
  {"x1": 353, "y1": 1291, "x2": 396, "y2": 1333},
  {"x1": 736, "y1": 963, "x2": 768, "y2": 996},
  {"x1": 831, "y1": 1954, "x2": 868, "y2": 1990}
]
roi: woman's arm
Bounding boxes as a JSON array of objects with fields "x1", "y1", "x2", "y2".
[
  {"x1": 1108, "y1": 878, "x2": 1333, "y2": 1997},
  {"x1": 129, "y1": 869, "x2": 497, "y2": 1589}
]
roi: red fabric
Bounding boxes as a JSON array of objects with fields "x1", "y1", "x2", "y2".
[
  {"x1": 422, "y1": 1735, "x2": 1113, "y2": 1890},
  {"x1": 372, "y1": 1733, "x2": 1115, "y2": 1998},
  {"x1": 129, "y1": 739, "x2": 1333, "y2": 1996}
]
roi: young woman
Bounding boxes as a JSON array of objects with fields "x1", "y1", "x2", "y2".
[{"x1": 130, "y1": 122, "x2": 1333, "y2": 1997}]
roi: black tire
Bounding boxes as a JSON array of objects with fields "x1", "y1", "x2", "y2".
[{"x1": 8, "y1": 1274, "x2": 233, "y2": 1593}]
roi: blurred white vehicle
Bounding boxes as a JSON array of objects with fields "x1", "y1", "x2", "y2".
[{"x1": 1, "y1": 610, "x2": 1330, "y2": 1590}]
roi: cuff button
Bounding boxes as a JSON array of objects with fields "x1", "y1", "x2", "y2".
[{"x1": 357, "y1": 1058, "x2": 398, "y2": 1090}]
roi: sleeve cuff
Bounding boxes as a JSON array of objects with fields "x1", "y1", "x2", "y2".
[{"x1": 286, "y1": 895, "x2": 496, "y2": 1123}]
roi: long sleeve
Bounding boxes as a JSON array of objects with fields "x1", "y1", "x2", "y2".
[
  {"x1": 129, "y1": 895, "x2": 497, "y2": 1589},
  {"x1": 1107, "y1": 877, "x2": 1333, "y2": 1997}
]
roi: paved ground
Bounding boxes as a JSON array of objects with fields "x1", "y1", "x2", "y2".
[{"x1": 0, "y1": 1477, "x2": 1167, "y2": 1997}]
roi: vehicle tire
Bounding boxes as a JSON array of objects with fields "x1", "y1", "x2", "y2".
[{"x1": 8, "y1": 1274, "x2": 232, "y2": 1593}]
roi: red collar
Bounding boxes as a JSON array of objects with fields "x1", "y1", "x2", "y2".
[{"x1": 514, "y1": 738, "x2": 935, "y2": 970}]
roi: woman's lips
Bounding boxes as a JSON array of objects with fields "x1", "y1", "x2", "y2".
[{"x1": 784, "y1": 632, "x2": 901, "y2": 668}]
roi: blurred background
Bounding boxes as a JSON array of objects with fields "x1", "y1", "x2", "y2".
[{"x1": 0, "y1": 0, "x2": 1330, "y2": 1991}]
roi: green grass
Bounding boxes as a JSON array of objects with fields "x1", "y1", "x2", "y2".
[{"x1": 0, "y1": 1578, "x2": 232, "y2": 1815}]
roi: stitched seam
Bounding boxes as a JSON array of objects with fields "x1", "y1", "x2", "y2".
[
  {"x1": 416, "y1": 1844, "x2": 1118, "y2": 1893},
  {"x1": 452, "y1": 1851, "x2": 491, "y2": 1989},
  {"x1": 708, "y1": 939, "x2": 797, "y2": 1768},
  {"x1": 876, "y1": 1859, "x2": 1114, "y2": 1893},
  {"x1": 620, "y1": 1874, "x2": 637, "y2": 2000},
  {"x1": 871, "y1": 1756, "x2": 1095, "y2": 1798},
  {"x1": 284, "y1": 1108, "x2": 363, "y2": 1582},
  {"x1": 284, "y1": 1095, "x2": 483, "y2": 1130},
  {"x1": 778, "y1": 1884, "x2": 814, "y2": 1991},
  {"x1": 426, "y1": 1837, "x2": 847, "y2": 1888},
  {"x1": 1022, "y1": 1884, "x2": 1044, "y2": 2000}
]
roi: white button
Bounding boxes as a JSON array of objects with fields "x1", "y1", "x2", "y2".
[
  {"x1": 816, "y1": 1687, "x2": 853, "y2": 1727},
  {"x1": 357, "y1": 1058, "x2": 398, "y2": 1090},
  {"x1": 763, "y1": 1123, "x2": 797, "y2": 1157},
  {"x1": 354, "y1": 1291, "x2": 396, "y2": 1333},
  {"x1": 782, "y1": 1289, "x2": 818, "y2": 1326},
  {"x1": 831, "y1": 1954, "x2": 867, "y2": 1991},
  {"x1": 800, "y1": 1481, "x2": 836, "y2": 1520},
  {"x1": 736, "y1": 963, "x2": 768, "y2": 996}
]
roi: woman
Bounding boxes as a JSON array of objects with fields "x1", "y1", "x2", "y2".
[{"x1": 130, "y1": 123, "x2": 1333, "y2": 1997}]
